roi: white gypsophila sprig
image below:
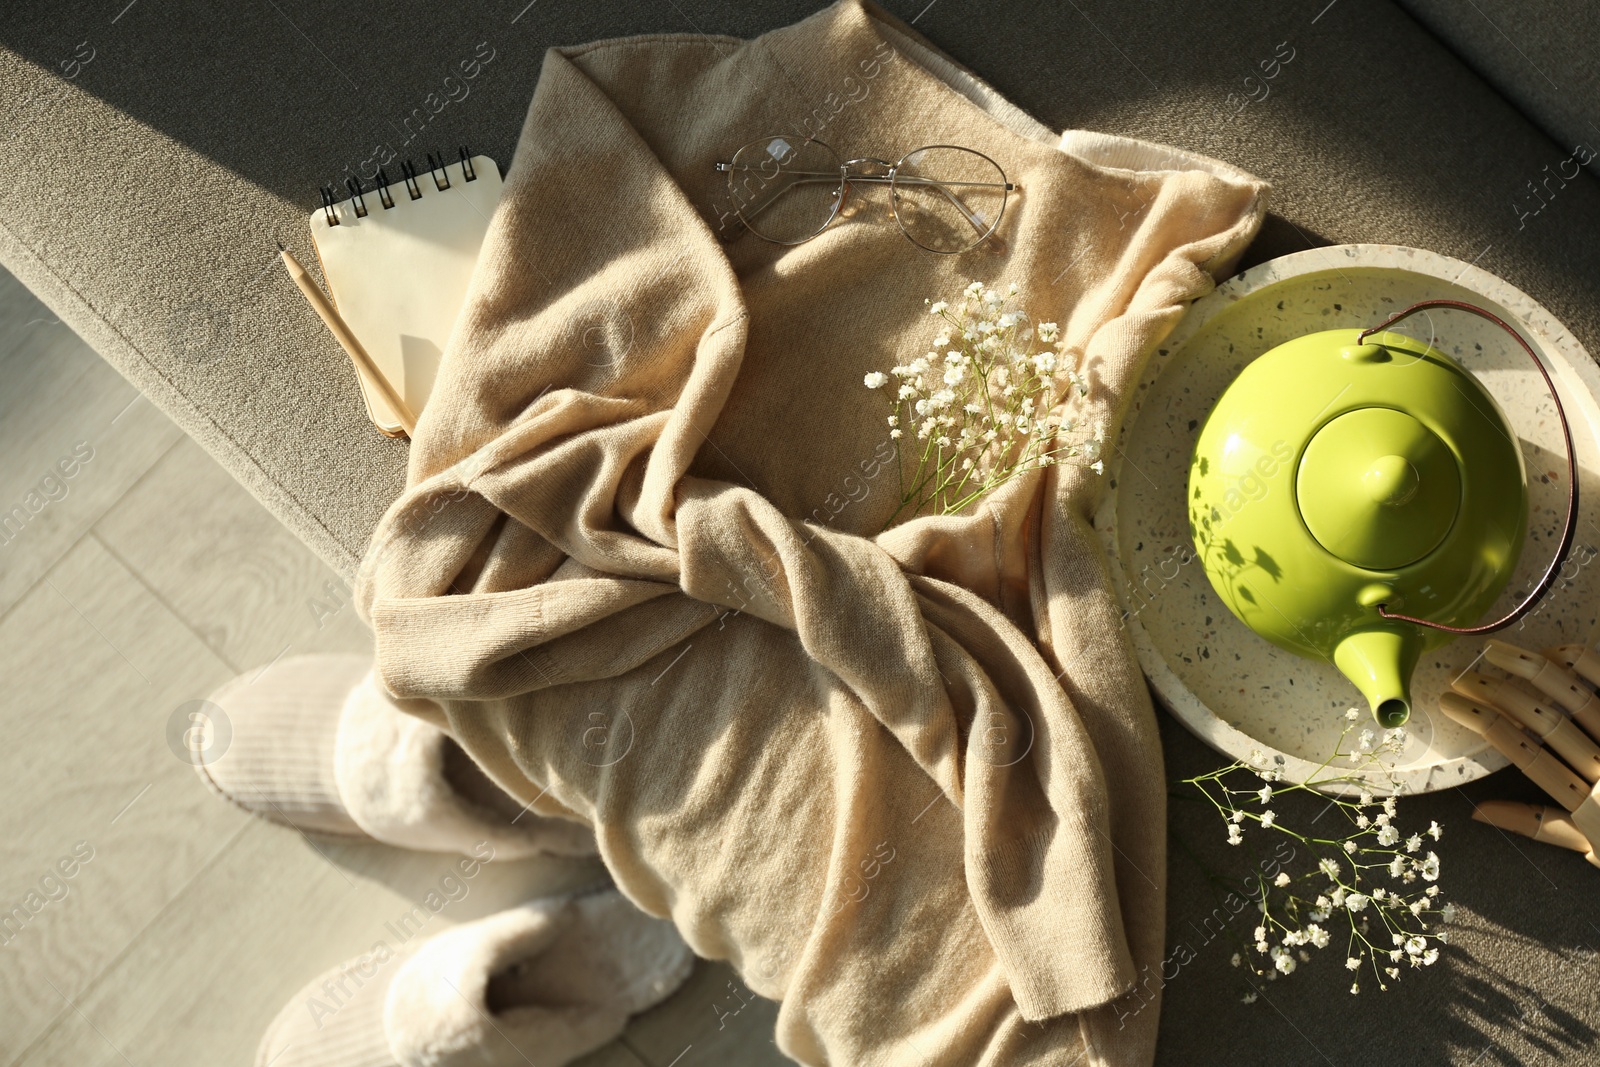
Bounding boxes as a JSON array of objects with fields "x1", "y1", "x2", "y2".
[
  {"x1": 864, "y1": 283, "x2": 1104, "y2": 528},
  {"x1": 1191, "y1": 715, "x2": 1451, "y2": 997}
]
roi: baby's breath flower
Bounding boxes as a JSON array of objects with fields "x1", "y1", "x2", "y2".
[
  {"x1": 1038, "y1": 322, "x2": 1059, "y2": 342},
  {"x1": 864, "y1": 371, "x2": 888, "y2": 389},
  {"x1": 1346, "y1": 892, "x2": 1370, "y2": 912},
  {"x1": 1405, "y1": 834, "x2": 1422, "y2": 853},
  {"x1": 929, "y1": 301, "x2": 948, "y2": 314},
  {"x1": 1428, "y1": 820, "x2": 1442, "y2": 840},
  {"x1": 1274, "y1": 872, "x2": 1291, "y2": 888},
  {"x1": 1261, "y1": 811, "x2": 1276, "y2": 829},
  {"x1": 1346, "y1": 957, "x2": 1361, "y2": 971},
  {"x1": 1421, "y1": 852, "x2": 1440, "y2": 881}
]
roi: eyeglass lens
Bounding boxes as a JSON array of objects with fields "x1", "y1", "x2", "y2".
[
  {"x1": 727, "y1": 137, "x2": 845, "y2": 245},
  {"x1": 891, "y1": 146, "x2": 1007, "y2": 254}
]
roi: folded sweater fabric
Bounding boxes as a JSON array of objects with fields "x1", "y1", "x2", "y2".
[{"x1": 355, "y1": 2, "x2": 1267, "y2": 1062}]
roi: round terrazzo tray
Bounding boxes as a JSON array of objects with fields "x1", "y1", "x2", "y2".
[{"x1": 1095, "y1": 244, "x2": 1600, "y2": 794}]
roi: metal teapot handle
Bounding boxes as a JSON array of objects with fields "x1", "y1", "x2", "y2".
[{"x1": 1356, "y1": 299, "x2": 1578, "y2": 634}]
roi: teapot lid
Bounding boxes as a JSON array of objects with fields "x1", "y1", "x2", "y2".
[{"x1": 1295, "y1": 405, "x2": 1462, "y2": 570}]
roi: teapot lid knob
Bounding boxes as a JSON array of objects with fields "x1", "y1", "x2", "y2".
[
  {"x1": 1363, "y1": 455, "x2": 1419, "y2": 507},
  {"x1": 1296, "y1": 407, "x2": 1461, "y2": 571}
]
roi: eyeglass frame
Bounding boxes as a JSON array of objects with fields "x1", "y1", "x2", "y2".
[{"x1": 713, "y1": 136, "x2": 1018, "y2": 255}]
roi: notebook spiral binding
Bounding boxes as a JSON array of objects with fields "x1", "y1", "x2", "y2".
[{"x1": 320, "y1": 146, "x2": 480, "y2": 227}]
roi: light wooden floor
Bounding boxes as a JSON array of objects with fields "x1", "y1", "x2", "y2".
[{"x1": 0, "y1": 266, "x2": 787, "y2": 1067}]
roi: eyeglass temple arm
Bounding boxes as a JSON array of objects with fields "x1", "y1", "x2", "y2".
[
  {"x1": 712, "y1": 163, "x2": 1013, "y2": 236},
  {"x1": 719, "y1": 171, "x2": 845, "y2": 227}
]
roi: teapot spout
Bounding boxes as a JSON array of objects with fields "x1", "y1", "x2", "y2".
[{"x1": 1333, "y1": 628, "x2": 1421, "y2": 728}]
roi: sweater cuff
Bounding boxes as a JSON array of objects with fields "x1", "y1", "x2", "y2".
[
  {"x1": 971, "y1": 816, "x2": 1138, "y2": 1020},
  {"x1": 1058, "y1": 128, "x2": 1265, "y2": 188}
]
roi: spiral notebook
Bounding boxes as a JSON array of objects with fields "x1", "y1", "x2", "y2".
[{"x1": 310, "y1": 150, "x2": 504, "y2": 436}]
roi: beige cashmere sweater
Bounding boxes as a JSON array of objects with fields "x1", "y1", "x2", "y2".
[{"x1": 355, "y1": 3, "x2": 1268, "y2": 1063}]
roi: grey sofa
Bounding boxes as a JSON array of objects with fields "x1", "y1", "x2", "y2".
[{"x1": 3, "y1": 1, "x2": 1598, "y2": 1062}]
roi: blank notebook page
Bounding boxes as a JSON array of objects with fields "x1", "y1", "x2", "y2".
[{"x1": 310, "y1": 155, "x2": 504, "y2": 436}]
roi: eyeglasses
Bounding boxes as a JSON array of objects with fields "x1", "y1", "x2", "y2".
[{"x1": 714, "y1": 135, "x2": 1016, "y2": 255}]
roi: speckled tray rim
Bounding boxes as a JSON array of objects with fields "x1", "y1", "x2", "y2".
[{"x1": 1096, "y1": 244, "x2": 1600, "y2": 794}]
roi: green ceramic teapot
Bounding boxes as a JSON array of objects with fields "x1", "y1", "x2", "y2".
[{"x1": 1188, "y1": 299, "x2": 1578, "y2": 727}]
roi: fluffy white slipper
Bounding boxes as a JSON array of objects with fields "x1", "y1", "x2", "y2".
[
  {"x1": 197, "y1": 653, "x2": 594, "y2": 858},
  {"x1": 256, "y1": 888, "x2": 695, "y2": 1067}
]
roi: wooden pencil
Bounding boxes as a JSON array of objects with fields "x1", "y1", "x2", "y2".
[{"x1": 279, "y1": 244, "x2": 417, "y2": 436}]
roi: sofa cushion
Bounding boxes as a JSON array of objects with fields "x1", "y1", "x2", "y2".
[{"x1": 1397, "y1": 0, "x2": 1600, "y2": 176}]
